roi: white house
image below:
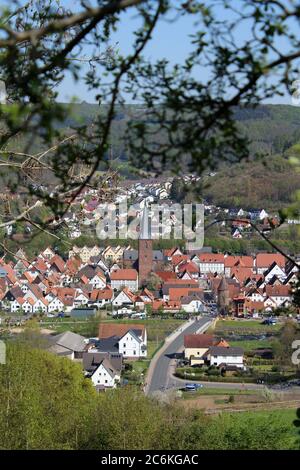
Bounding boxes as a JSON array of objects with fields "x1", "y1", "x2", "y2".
[
  {"x1": 48, "y1": 297, "x2": 65, "y2": 313},
  {"x1": 264, "y1": 263, "x2": 286, "y2": 283},
  {"x1": 74, "y1": 290, "x2": 89, "y2": 306},
  {"x1": 110, "y1": 269, "x2": 138, "y2": 291},
  {"x1": 32, "y1": 298, "x2": 48, "y2": 313},
  {"x1": 198, "y1": 254, "x2": 225, "y2": 274},
  {"x1": 181, "y1": 295, "x2": 204, "y2": 313},
  {"x1": 89, "y1": 288, "x2": 113, "y2": 308},
  {"x1": 207, "y1": 346, "x2": 245, "y2": 369},
  {"x1": 98, "y1": 323, "x2": 147, "y2": 359},
  {"x1": 83, "y1": 352, "x2": 122, "y2": 389},
  {"x1": 90, "y1": 360, "x2": 120, "y2": 388},
  {"x1": 112, "y1": 288, "x2": 136, "y2": 308},
  {"x1": 90, "y1": 273, "x2": 106, "y2": 289},
  {"x1": 119, "y1": 329, "x2": 147, "y2": 358}
]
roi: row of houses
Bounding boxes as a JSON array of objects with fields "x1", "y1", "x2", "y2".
[{"x1": 0, "y1": 243, "x2": 297, "y2": 317}]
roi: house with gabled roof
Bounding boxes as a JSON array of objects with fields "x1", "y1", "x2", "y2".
[
  {"x1": 98, "y1": 323, "x2": 147, "y2": 358},
  {"x1": 206, "y1": 346, "x2": 245, "y2": 370},
  {"x1": 181, "y1": 293, "x2": 204, "y2": 313},
  {"x1": 112, "y1": 287, "x2": 136, "y2": 308},
  {"x1": 198, "y1": 253, "x2": 225, "y2": 274},
  {"x1": 255, "y1": 253, "x2": 286, "y2": 274},
  {"x1": 48, "y1": 331, "x2": 86, "y2": 359},
  {"x1": 40, "y1": 246, "x2": 56, "y2": 260},
  {"x1": 110, "y1": 269, "x2": 138, "y2": 291},
  {"x1": 265, "y1": 284, "x2": 291, "y2": 307},
  {"x1": 263, "y1": 261, "x2": 286, "y2": 283},
  {"x1": 83, "y1": 352, "x2": 122, "y2": 389},
  {"x1": 48, "y1": 296, "x2": 66, "y2": 313},
  {"x1": 89, "y1": 272, "x2": 106, "y2": 289},
  {"x1": 89, "y1": 287, "x2": 113, "y2": 308},
  {"x1": 49, "y1": 255, "x2": 65, "y2": 274},
  {"x1": 184, "y1": 334, "x2": 229, "y2": 364}
]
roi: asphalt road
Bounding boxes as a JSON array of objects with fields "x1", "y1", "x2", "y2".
[{"x1": 147, "y1": 317, "x2": 211, "y2": 394}]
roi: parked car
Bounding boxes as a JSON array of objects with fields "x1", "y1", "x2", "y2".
[
  {"x1": 184, "y1": 383, "x2": 203, "y2": 391},
  {"x1": 262, "y1": 317, "x2": 277, "y2": 325}
]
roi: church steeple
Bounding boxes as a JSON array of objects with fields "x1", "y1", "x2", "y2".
[
  {"x1": 138, "y1": 205, "x2": 153, "y2": 287},
  {"x1": 140, "y1": 205, "x2": 151, "y2": 240}
]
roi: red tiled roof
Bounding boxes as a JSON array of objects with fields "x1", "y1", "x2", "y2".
[
  {"x1": 265, "y1": 285, "x2": 290, "y2": 297},
  {"x1": 110, "y1": 269, "x2": 138, "y2": 281},
  {"x1": 184, "y1": 334, "x2": 215, "y2": 348},
  {"x1": 171, "y1": 255, "x2": 189, "y2": 266},
  {"x1": 155, "y1": 271, "x2": 177, "y2": 282},
  {"x1": 152, "y1": 299, "x2": 181, "y2": 311},
  {"x1": 256, "y1": 253, "x2": 286, "y2": 268},
  {"x1": 225, "y1": 255, "x2": 253, "y2": 268},
  {"x1": 169, "y1": 287, "x2": 203, "y2": 301},
  {"x1": 90, "y1": 287, "x2": 113, "y2": 301},
  {"x1": 231, "y1": 267, "x2": 253, "y2": 284},
  {"x1": 177, "y1": 261, "x2": 199, "y2": 273},
  {"x1": 49, "y1": 255, "x2": 65, "y2": 273},
  {"x1": 199, "y1": 253, "x2": 225, "y2": 263},
  {"x1": 99, "y1": 323, "x2": 145, "y2": 340}
]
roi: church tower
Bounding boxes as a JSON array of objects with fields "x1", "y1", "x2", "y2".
[
  {"x1": 138, "y1": 205, "x2": 153, "y2": 288},
  {"x1": 217, "y1": 276, "x2": 230, "y2": 315}
]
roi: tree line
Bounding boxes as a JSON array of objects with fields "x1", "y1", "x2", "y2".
[{"x1": 0, "y1": 340, "x2": 298, "y2": 450}]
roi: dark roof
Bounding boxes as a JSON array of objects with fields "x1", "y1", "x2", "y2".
[
  {"x1": 77, "y1": 265, "x2": 96, "y2": 280},
  {"x1": 83, "y1": 352, "x2": 122, "y2": 373},
  {"x1": 96, "y1": 337, "x2": 119, "y2": 353},
  {"x1": 181, "y1": 294, "x2": 203, "y2": 304},
  {"x1": 209, "y1": 346, "x2": 244, "y2": 356},
  {"x1": 124, "y1": 250, "x2": 138, "y2": 261},
  {"x1": 50, "y1": 331, "x2": 86, "y2": 353},
  {"x1": 123, "y1": 249, "x2": 163, "y2": 261}
]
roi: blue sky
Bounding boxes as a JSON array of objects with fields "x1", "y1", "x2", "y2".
[
  {"x1": 0, "y1": 0, "x2": 296, "y2": 105},
  {"x1": 57, "y1": 1, "x2": 294, "y2": 105}
]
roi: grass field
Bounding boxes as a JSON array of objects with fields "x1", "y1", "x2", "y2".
[
  {"x1": 39, "y1": 316, "x2": 184, "y2": 358},
  {"x1": 230, "y1": 339, "x2": 275, "y2": 351},
  {"x1": 214, "y1": 319, "x2": 282, "y2": 333},
  {"x1": 212, "y1": 318, "x2": 282, "y2": 353},
  {"x1": 181, "y1": 387, "x2": 258, "y2": 399}
]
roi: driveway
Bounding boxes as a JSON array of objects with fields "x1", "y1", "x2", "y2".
[{"x1": 146, "y1": 316, "x2": 212, "y2": 395}]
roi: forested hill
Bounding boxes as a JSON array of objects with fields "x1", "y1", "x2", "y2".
[
  {"x1": 7, "y1": 102, "x2": 300, "y2": 210},
  {"x1": 59, "y1": 102, "x2": 300, "y2": 159},
  {"x1": 233, "y1": 105, "x2": 300, "y2": 155},
  {"x1": 10, "y1": 102, "x2": 300, "y2": 162},
  {"x1": 68, "y1": 103, "x2": 300, "y2": 210}
]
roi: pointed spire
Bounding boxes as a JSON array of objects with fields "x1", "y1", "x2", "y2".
[{"x1": 140, "y1": 205, "x2": 151, "y2": 240}]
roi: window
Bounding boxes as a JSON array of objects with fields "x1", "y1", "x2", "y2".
[
  {"x1": 123, "y1": 343, "x2": 126, "y2": 347},
  {"x1": 133, "y1": 351, "x2": 136, "y2": 355}
]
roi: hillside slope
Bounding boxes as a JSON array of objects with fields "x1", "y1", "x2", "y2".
[{"x1": 202, "y1": 155, "x2": 300, "y2": 211}]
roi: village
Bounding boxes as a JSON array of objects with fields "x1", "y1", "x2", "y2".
[{"x1": 0, "y1": 197, "x2": 300, "y2": 396}]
